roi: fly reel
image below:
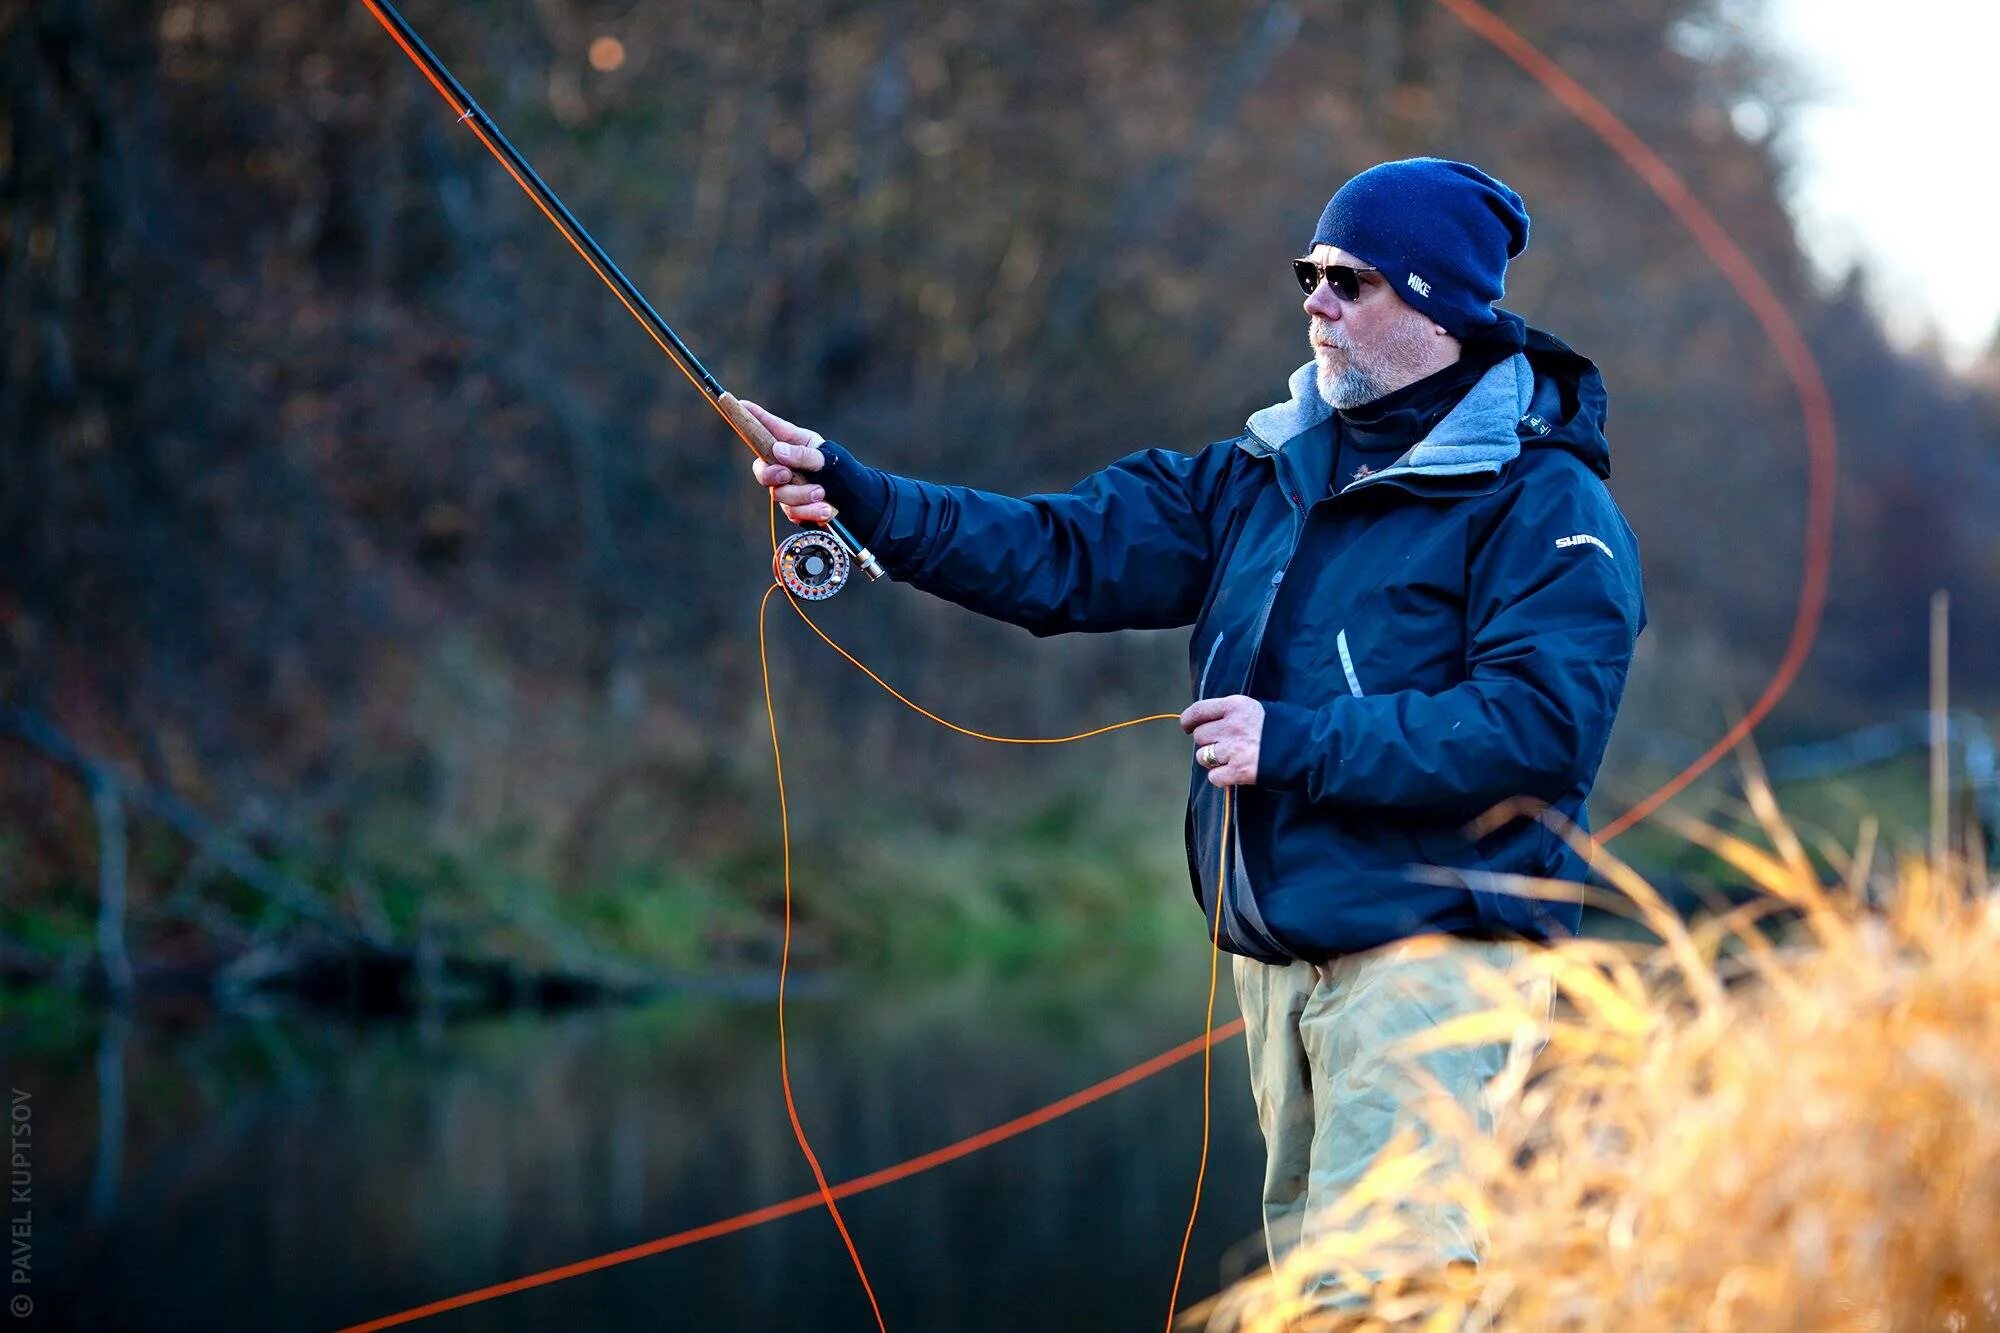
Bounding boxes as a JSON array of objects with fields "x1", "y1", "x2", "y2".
[{"x1": 775, "y1": 529, "x2": 853, "y2": 600}]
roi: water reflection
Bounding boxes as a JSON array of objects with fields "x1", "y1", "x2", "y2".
[{"x1": 5, "y1": 948, "x2": 1265, "y2": 1330}]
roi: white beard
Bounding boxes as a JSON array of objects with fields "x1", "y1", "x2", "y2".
[
  {"x1": 1317, "y1": 360, "x2": 1390, "y2": 410},
  {"x1": 1311, "y1": 316, "x2": 1443, "y2": 409}
]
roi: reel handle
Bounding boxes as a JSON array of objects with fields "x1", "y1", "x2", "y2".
[{"x1": 719, "y1": 392, "x2": 886, "y2": 584}]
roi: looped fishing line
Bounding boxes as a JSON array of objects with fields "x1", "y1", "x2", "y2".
[
  {"x1": 758, "y1": 501, "x2": 1229, "y2": 1330},
  {"x1": 341, "y1": 0, "x2": 1837, "y2": 1323}
]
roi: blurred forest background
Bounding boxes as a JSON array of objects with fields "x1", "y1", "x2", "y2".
[{"x1": 4, "y1": 0, "x2": 1998, "y2": 996}]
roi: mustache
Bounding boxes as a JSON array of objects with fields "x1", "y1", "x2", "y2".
[{"x1": 1309, "y1": 319, "x2": 1351, "y2": 350}]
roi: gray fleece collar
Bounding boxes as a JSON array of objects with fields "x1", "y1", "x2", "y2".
[{"x1": 1241, "y1": 352, "x2": 1535, "y2": 486}]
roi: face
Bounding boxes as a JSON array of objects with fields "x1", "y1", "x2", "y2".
[{"x1": 1302, "y1": 244, "x2": 1458, "y2": 409}]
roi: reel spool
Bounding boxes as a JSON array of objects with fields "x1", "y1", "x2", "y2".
[{"x1": 774, "y1": 529, "x2": 853, "y2": 600}]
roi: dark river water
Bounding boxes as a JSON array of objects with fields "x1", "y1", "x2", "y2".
[{"x1": 3, "y1": 948, "x2": 1268, "y2": 1331}]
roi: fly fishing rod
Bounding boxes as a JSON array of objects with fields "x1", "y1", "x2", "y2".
[{"x1": 359, "y1": 0, "x2": 885, "y2": 600}]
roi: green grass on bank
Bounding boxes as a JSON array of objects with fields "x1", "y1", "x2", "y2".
[
  {"x1": 6, "y1": 731, "x2": 1988, "y2": 999},
  {"x1": 1, "y1": 784, "x2": 1198, "y2": 991},
  {"x1": 562, "y1": 788, "x2": 1195, "y2": 977}
]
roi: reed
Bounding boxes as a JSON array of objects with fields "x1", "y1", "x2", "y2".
[{"x1": 1207, "y1": 759, "x2": 2000, "y2": 1331}]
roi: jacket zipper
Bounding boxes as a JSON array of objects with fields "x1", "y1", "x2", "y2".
[
  {"x1": 1196, "y1": 629, "x2": 1227, "y2": 698},
  {"x1": 1240, "y1": 451, "x2": 1311, "y2": 693},
  {"x1": 1335, "y1": 628, "x2": 1365, "y2": 697},
  {"x1": 1217, "y1": 438, "x2": 1499, "y2": 955},
  {"x1": 1213, "y1": 450, "x2": 1313, "y2": 959}
]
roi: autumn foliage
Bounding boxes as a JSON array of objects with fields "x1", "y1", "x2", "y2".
[{"x1": 1209, "y1": 770, "x2": 1999, "y2": 1331}]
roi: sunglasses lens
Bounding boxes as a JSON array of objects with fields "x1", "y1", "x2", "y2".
[{"x1": 1293, "y1": 261, "x2": 1364, "y2": 301}]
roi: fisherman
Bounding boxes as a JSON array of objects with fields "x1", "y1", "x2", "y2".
[{"x1": 748, "y1": 158, "x2": 1646, "y2": 1302}]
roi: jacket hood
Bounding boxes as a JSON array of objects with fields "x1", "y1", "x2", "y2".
[
  {"x1": 1243, "y1": 313, "x2": 1612, "y2": 482},
  {"x1": 1517, "y1": 323, "x2": 1612, "y2": 479}
]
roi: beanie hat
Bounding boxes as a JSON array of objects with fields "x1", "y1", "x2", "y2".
[{"x1": 1310, "y1": 158, "x2": 1530, "y2": 337}]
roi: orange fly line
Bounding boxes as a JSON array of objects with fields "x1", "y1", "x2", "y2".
[
  {"x1": 340, "y1": 0, "x2": 1837, "y2": 1324},
  {"x1": 753, "y1": 496, "x2": 1210, "y2": 1330}
]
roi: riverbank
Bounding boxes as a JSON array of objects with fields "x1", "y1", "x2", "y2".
[{"x1": 7, "y1": 716, "x2": 1988, "y2": 1018}]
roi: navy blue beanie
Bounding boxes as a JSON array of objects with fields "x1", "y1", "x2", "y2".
[{"x1": 1311, "y1": 158, "x2": 1530, "y2": 337}]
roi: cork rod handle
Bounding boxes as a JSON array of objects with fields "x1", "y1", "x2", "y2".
[{"x1": 716, "y1": 392, "x2": 780, "y2": 465}]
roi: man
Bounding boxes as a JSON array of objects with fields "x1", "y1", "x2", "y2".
[{"x1": 748, "y1": 159, "x2": 1645, "y2": 1297}]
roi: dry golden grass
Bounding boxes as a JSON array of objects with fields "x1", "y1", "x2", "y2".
[{"x1": 1207, "y1": 766, "x2": 2000, "y2": 1332}]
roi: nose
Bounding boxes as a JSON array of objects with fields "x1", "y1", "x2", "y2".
[{"x1": 1303, "y1": 279, "x2": 1341, "y2": 322}]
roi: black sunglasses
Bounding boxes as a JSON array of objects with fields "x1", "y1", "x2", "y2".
[{"x1": 1291, "y1": 258, "x2": 1379, "y2": 301}]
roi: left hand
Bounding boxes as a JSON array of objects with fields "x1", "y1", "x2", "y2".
[{"x1": 1180, "y1": 695, "x2": 1264, "y2": 787}]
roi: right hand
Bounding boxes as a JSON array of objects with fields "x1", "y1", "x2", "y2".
[{"x1": 743, "y1": 400, "x2": 839, "y2": 525}]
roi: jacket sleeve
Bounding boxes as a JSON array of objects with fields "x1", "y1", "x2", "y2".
[
  {"x1": 1257, "y1": 467, "x2": 1646, "y2": 813},
  {"x1": 813, "y1": 438, "x2": 1231, "y2": 636}
]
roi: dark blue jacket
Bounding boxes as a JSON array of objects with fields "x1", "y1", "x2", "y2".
[{"x1": 815, "y1": 327, "x2": 1645, "y2": 961}]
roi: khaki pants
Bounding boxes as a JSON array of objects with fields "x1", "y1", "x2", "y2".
[{"x1": 1232, "y1": 934, "x2": 1551, "y2": 1294}]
